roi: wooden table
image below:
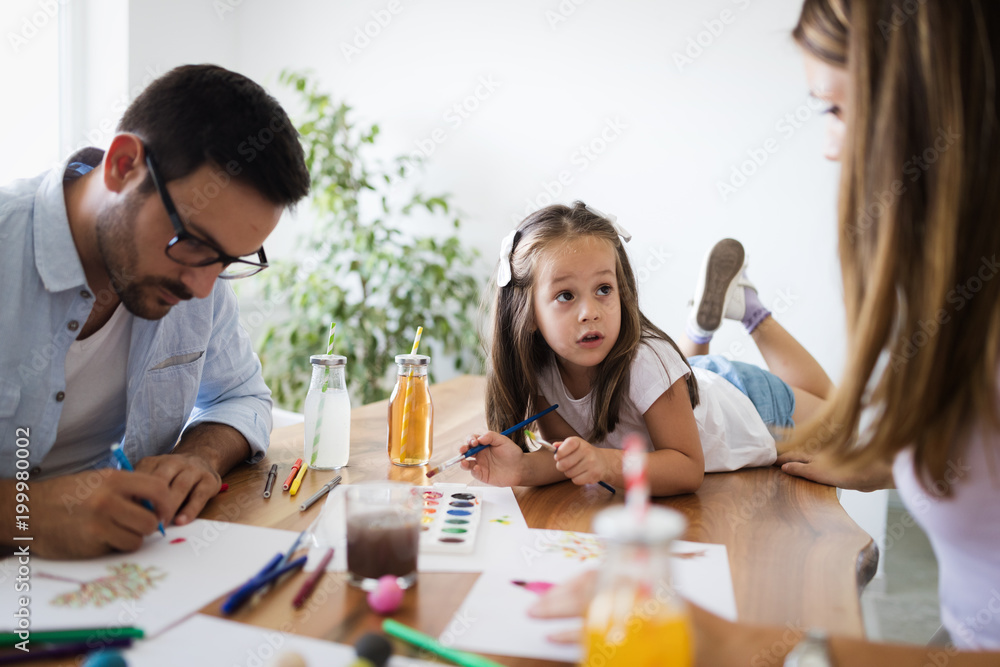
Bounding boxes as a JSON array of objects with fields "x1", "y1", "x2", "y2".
[{"x1": 191, "y1": 375, "x2": 875, "y2": 665}]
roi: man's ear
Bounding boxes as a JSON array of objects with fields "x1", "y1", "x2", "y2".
[{"x1": 102, "y1": 133, "x2": 146, "y2": 194}]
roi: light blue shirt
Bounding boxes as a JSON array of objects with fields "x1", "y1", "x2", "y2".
[{"x1": 0, "y1": 152, "x2": 272, "y2": 478}]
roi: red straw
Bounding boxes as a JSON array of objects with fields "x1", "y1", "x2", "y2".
[{"x1": 622, "y1": 433, "x2": 649, "y2": 521}]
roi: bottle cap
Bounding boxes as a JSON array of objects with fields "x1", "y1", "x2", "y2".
[
  {"x1": 592, "y1": 506, "x2": 686, "y2": 545},
  {"x1": 310, "y1": 354, "x2": 347, "y2": 366},
  {"x1": 394, "y1": 354, "x2": 430, "y2": 366}
]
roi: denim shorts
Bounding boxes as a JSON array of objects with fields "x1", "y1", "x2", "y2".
[{"x1": 688, "y1": 354, "x2": 796, "y2": 429}]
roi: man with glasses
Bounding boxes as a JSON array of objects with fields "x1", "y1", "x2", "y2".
[{"x1": 0, "y1": 65, "x2": 310, "y2": 558}]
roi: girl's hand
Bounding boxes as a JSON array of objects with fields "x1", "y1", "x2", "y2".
[
  {"x1": 553, "y1": 437, "x2": 612, "y2": 487},
  {"x1": 459, "y1": 431, "x2": 525, "y2": 487}
]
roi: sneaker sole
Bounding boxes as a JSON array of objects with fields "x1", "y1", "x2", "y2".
[{"x1": 695, "y1": 239, "x2": 745, "y2": 333}]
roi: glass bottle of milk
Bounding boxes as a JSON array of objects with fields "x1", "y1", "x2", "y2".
[{"x1": 304, "y1": 355, "x2": 351, "y2": 469}]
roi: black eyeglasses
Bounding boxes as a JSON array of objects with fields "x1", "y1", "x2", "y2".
[{"x1": 144, "y1": 150, "x2": 268, "y2": 279}]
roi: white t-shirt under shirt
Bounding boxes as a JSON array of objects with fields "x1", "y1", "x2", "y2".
[
  {"x1": 894, "y1": 428, "x2": 1000, "y2": 649},
  {"x1": 536, "y1": 337, "x2": 776, "y2": 472},
  {"x1": 39, "y1": 304, "x2": 133, "y2": 479}
]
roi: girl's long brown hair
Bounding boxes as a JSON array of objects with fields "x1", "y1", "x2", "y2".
[
  {"x1": 484, "y1": 202, "x2": 698, "y2": 450},
  {"x1": 792, "y1": 0, "x2": 1000, "y2": 492}
]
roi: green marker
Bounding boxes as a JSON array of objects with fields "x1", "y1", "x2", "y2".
[
  {"x1": 382, "y1": 619, "x2": 504, "y2": 667},
  {"x1": 0, "y1": 626, "x2": 144, "y2": 647}
]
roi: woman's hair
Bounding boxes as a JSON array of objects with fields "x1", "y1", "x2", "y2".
[
  {"x1": 792, "y1": 0, "x2": 1000, "y2": 493},
  {"x1": 484, "y1": 202, "x2": 698, "y2": 450}
]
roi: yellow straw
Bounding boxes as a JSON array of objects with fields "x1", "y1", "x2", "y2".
[{"x1": 398, "y1": 327, "x2": 423, "y2": 462}]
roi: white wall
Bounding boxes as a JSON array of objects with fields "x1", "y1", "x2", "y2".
[
  {"x1": 127, "y1": 0, "x2": 846, "y2": 382},
  {"x1": 122, "y1": 0, "x2": 885, "y2": 560}
]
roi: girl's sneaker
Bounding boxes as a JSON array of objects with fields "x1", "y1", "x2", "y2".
[{"x1": 686, "y1": 239, "x2": 768, "y2": 343}]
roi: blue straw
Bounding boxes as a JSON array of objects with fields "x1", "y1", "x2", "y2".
[{"x1": 109, "y1": 444, "x2": 165, "y2": 536}]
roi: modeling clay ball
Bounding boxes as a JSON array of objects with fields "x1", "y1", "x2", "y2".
[
  {"x1": 82, "y1": 650, "x2": 128, "y2": 667},
  {"x1": 367, "y1": 575, "x2": 404, "y2": 614}
]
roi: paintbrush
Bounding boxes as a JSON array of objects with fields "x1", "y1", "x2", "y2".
[{"x1": 425, "y1": 404, "x2": 559, "y2": 478}]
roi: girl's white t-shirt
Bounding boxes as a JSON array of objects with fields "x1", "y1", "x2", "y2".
[
  {"x1": 894, "y1": 432, "x2": 1000, "y2": 649},
  {"x1": 536, "y1": 338, "x2": 776, "y2": 472}
]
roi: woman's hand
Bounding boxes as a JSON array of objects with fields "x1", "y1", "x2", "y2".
[{"x1": 775, "y1": 449, "x2": 893, "y2": 492}]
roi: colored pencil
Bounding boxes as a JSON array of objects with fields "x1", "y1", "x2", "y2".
[
  {"x1": 0, "y1": 627, "x2": 142, "y2": 647},
  {"x1": 109, "y1": 444, "x2": 165, "y2": 536},
  {"x1": 263, "y1": 463, "x2": 278, "y2": 498},
  {"x1": 425, "y1": 404, "x2": 559, "y2": 478},
  {"x1": 292, "y1": 547, "x2": 334, "y2": 608},
  {"x1": 382, "y1": 619, "x2": 504, "y2": 667},
  {"x1": 299, "y1": 475, "x2": 342, "y2": 512},
  {"x1": 289, "y1": 463, "x2": 309, "y2": 496},
  {"x1": 221, "y1": 555, "x2": 307, "y2": 614},
  {"x1": 283, "y1": 458, "x2": 303, "y2": 491}
]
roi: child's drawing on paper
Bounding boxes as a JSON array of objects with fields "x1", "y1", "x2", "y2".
[
  {"x1": 536, "y1": 531, "x2": 604, "y2": 562},
  {"x1": 49, "y1": 563, "x2": 167, "y2": 608}
]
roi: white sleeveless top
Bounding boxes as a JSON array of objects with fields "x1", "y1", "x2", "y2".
[{"x1": 894, "y1": 429, "x2": 1000, "y2": 649}]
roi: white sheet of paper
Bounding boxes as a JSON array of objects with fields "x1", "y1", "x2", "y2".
[
  {"x1": 124, "y1": 614, "x2": 445, "y2": 666},
  {"x1": 0, "y1": 520, "x2": 299, "y2": 636},
  {"x1": 443, "y1": 530, "x2": 737, "y2": 663},
  {"x1": 306, "y1": 484, "x2": 531, "y2": 573}
]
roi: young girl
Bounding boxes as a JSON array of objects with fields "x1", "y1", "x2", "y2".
[{"x1": 459, "y1": 202, "x2": 833, "y2": 496}]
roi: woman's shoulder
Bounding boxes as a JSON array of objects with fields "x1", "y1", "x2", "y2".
[{"x1": 636, "y1": 335, "x2": 687, "y2": 366}]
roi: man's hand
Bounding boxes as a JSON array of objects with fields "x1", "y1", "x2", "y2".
[
  {"x1": 135, "y1": 452, "x2": 221, "y2": 526},
  {"x1": 553, "y1": 437, "x2": 613, "y2": 487},
  {"x1": 28, "y1": 471, "x2": 171, "y2": 559},
  {"x1": 458, "y1": 431, "x2": 526, "y2": 487}
]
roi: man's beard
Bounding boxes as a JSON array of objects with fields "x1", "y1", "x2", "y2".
[{"x1": 95, "y1": 192, "x2": 193, "y2": 320}]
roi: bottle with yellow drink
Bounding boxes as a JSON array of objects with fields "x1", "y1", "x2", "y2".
[
  {"x1": 387, "y1": 353, "x2": 433, "y2": 466},
  {"x1": 583, "y1": 506, "x2": 693, "y2": 667}
]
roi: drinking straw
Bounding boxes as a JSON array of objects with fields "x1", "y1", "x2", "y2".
[
  {"x1": 623, "y1": 433, "x2": 649, "y2": 521},
  {"x1": 398, "y1": 326, "x2": 423, "y2": 462},
  {"x1": 308, "y1": 322, "x2": 337, "y2": 467}
]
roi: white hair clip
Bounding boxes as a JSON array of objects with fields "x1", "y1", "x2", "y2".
[
  {"x1": 585, "y1": 204, "x2": 632, "y2": 243},
  {"x1": 497, "y1": 228, "x2": 518, "y2": 287}
]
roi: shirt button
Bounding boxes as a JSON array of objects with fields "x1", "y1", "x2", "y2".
[
  {"x1": 68, "y1": 321, "x2": 79, "y2": 331},
  {"x1": 56, "y1": 391, "x2": 65, "y2": 402},
  {"x1": 30, "y1": 467, "x2": 40, "y2": 475},
  {"x1": 80, "y1": 290, "x2": 92, "y2": 299}
]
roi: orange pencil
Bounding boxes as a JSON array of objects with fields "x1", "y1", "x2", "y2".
[{"x1": 283, "y1": 458, "x2": 303, "y2": 491}]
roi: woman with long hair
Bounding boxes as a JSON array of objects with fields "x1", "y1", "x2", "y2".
[{"x1": 532, "y1": 0, "x2": 1000, "y2": 663}]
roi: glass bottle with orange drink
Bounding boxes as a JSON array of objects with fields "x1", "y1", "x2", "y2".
[
  {"x1": 387, "y1": 354, "x2": 433, "y2": 466},
  {"x1": 583, "y1": 506, "x2": 693, "y2": 667}
]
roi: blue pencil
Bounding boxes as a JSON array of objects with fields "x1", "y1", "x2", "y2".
[
  {"x1": 426, "y1": 404, "x2": 560, "y2": 478},
  {"x1": 221, "y1": 555, "x2": 308, "y2": 614},
  {"x1": 109, "y1": 444, "x2": 166, "y2": 536}
]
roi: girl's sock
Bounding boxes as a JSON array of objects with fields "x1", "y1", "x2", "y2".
[
  {"x1": 741, "y1": 286, "x2": 771, "y2": 334},
  {"x1": 685, "y1": 320, "x2": 713, "y2": 345}
]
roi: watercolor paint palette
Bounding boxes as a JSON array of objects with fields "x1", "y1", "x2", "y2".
[{"x1": 417, "y1": 483, "x2": 483, "y2": 555}]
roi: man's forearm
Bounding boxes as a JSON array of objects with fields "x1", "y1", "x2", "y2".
[{"x1": 174, "y1": 422, "x2": 252, "y2": 477}]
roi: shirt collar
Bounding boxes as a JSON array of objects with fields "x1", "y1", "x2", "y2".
[{"x1": 33, "y1": 148, "x2": 105, "y2": 294}]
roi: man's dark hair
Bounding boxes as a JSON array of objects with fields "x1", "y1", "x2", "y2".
[{"x1": 118, "y1": 64, "x2": 310, "y2": 207}]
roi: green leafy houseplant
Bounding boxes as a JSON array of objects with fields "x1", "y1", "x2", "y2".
[{"x1": 250, "y1": 71, "x2": 483, "y2": 410}]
